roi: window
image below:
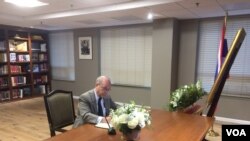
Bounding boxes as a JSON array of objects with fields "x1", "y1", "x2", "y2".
[
  {"x1": 100, "y1": 26, "x2": 152, "y2": 87},
  {"x1": 49, "y1": 31, "x2": 75, "y2": 81},
  {"x1": 197, "y1": 17, "x2": 250, "y2": 97}
]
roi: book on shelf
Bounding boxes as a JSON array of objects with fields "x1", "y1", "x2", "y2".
[
  {"x1": 34, "y1": 75, "x2": 48, "y2": 84},
  {"x1": 11, "y1": 76, "x2": 26, "y2": 86},
  {"x1": 0, "y1": 77, "x2": 8, "y2": 87},
  {"x1": 39, "y1": 63, "x2": 48, "y2": 71},
  {"x1": 0, "y1": 41, "x2": 5, "y2": 51},
  {"x1": 10, "y1": 65, "x2": 22, "y2": 73},
  {"x1": 10, "y1": 64, "x2": 29, "y2": 73},
  {"x1": 23, "y1": 87, "x2": 31, "y2": 96},
  {"x1": 40, "y1": 43, "x2": 47, "y2": 52},
  {"x1": 18, "y1": 54, "x2": 30, "y2": 62},
  {"x1": 32, "y1": 53, "x2": 39, "y2": 61},
  {"x1": 33, "y1": 64, "x2": 39, "y2": 72},
  {"x1": 24, "y1": 55, "x2": 30, "y2": 61},
  {"x1": 34, "y1": 77, "x2": 41, "y2": 84},
  {"x1": 0, "y1": 91, "x2": 10, "y2": 101},
  {"x1": 17, "y1": 76, "x2": 26, "y2": 84},
  {"x1": 31, "y1": 42, "x2": 40, "y2": 51},
  {"x1": 9, "y1": 53, "x2": 16, "y2": 62},
  {"x1": 0, "y1": 53, "x2": 7, "y2": 62},
  {"x1": 19, "y1": 89, "x2": 23, "y2": 98},
  {"x1": 41, "y1": 75, "x2": 48, "y2": 82},
  {"x1": 34, "y1": 85, "x2": 46, "y2": 94},
  {"x1": 24, "y1": 65, "x2": 31, "y2": 72},
  {"x1": 12, "y1": 89, "x2": 23, "y2": 99},
  {"x1": 40, "y1": 85, "x2": 46, "y2": 94},
  {"x1": 0, "y1": 65, "x2": 8, "y2": 74},
  {"x1": 39, "y1": 54, "x2": 47, "y2": 61}
]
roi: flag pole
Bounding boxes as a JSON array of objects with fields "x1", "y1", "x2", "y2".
[
  {"x1": 208, "y1": 124, "x2": 219, "y2": 137},
  {"x1": 208, "y1": 11, "x2": 228, "y2": 137}
]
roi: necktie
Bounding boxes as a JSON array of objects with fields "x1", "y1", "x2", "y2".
[{"x1": 98, "y1": 97, "x2": 103, "y2": 116}]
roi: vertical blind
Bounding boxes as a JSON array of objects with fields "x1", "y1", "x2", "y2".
[
  {"x1": 100, "y1": 26, "x2": 152, "y2": 87},
  {"x1": 49, "y1": 31, "x2": 75, "y2": 81},
  {"x1": 197, "y1": 17, "x2": 250, "y2": 97}
]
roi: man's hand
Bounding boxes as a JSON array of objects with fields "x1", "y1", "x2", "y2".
[{"x1": 101, "y1": 116, "x2": 112, "y2": 123}]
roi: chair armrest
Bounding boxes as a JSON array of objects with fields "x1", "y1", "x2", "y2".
[{"x1": 56, "y1": 128, "x2": 68, "y2": 133}]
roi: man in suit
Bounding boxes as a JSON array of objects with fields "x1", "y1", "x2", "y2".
[{"x1": 73, "y1": 76, "x2": 117, "y2": 128}]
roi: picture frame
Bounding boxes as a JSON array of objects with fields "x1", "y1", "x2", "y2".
[{"x1": 79, "y1": 36, "x2": 92, "y2": 59}]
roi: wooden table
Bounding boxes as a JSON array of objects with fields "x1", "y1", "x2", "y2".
[{"x1": 44, "y1": 109, "x2": 214, "y2": 141}]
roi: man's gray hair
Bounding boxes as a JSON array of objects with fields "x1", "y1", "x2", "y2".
[{"x1": 96, "y1": 76, "x2": 111, "y2": 85}]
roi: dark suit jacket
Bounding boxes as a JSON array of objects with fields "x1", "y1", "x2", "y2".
[{"x1": 73, "y1": 89, "x2": 117, "y2": 128}]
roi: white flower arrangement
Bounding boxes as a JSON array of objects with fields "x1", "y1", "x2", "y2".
[
  {"x1": 169, "y1": 80, "x2": 206, "y2": 111},
  {"x1": 110, "y1": 101, "x2": 151, "y2": 134}
]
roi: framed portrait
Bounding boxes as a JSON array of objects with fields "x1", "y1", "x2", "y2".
[{"x1": 79, "y1": 36, "x2": 92, "y2": 59}]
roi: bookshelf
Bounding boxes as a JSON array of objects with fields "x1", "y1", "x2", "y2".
[{"x1": 0, "y1": 26, "x2": 51, "y2": 102}]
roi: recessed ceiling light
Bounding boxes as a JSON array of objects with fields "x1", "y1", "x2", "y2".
[{"x1": 5, "y1": 0, "x2": 48, "y2": 8}]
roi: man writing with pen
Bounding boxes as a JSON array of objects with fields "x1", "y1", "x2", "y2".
[{"x1": 73, "y1": 76, "x2": 117, "y2": 128}]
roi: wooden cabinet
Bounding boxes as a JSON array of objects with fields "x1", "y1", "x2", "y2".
[{"x1": 0, "y1": 27, "x2": 51, "y2": 102}]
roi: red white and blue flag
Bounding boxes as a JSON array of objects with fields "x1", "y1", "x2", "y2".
[{"x1": 214, "y1": 15, "x2": 229, "y2": 80}]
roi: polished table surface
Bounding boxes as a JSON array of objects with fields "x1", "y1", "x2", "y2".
[{"x1": 44, "y1": 109, "x2": 214, "y2": 141}]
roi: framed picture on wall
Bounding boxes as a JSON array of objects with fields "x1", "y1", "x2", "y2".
[{"x1": 79, "y1": 36, "x2": 92, "y2": 59}]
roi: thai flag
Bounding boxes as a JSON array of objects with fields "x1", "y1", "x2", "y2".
[{"x1": 214, "y1": 16, "x2": 228, "y2": 81}]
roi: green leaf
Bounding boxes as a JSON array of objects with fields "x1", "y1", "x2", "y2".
[{"x1": 168, "y1": 80, "x2": 207, "y2": 111}]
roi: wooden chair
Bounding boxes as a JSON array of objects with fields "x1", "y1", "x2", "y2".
[{"x1": 44, "y1": 90, "x2": 76, "y2": 137}]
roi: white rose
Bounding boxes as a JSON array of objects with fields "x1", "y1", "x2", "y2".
[
  {"x1": 128, "y1": 118, "x2": 139, "y2": 129},
  {"x1": 146, "y1": 120, "x2": 151, "y2": 125},
  {"x1": 118, "y1": 114, "x2": 128, "y2": 124},
  {"x1": 139, "y1": 121, "x2": 145, "y2": 128},
  {"x1": 137, "y1": 112, "x2": 145, "y2": 122},
  {"x1": 111, "y1": 116, "x2": 119, "y2": 128}
]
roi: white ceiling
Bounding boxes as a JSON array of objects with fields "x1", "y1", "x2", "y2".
[{"x1": 0, "y1": 0, "x2": 250, "y2": 31}]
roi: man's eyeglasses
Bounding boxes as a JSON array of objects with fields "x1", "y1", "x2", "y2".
[{"x1": 100, "y1": 85, "x2": 111, "y2": 91}]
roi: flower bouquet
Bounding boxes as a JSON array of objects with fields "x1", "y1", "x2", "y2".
[
  {"x1": 110, "y1": 101, "x2": 151, "y2": 140},
  {"x1": 168, "y1": 80, "x2": 207, "y2": 112}
]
